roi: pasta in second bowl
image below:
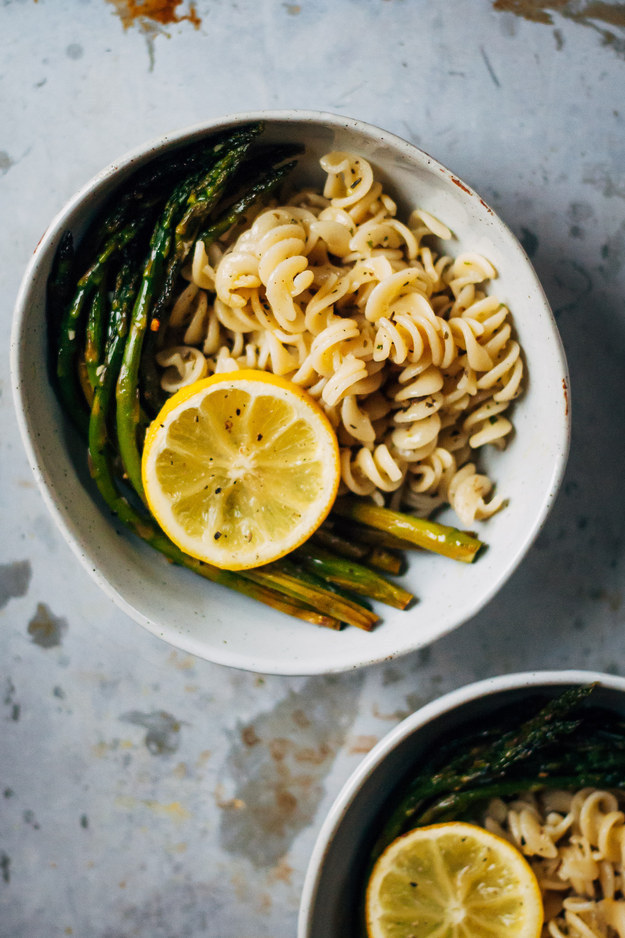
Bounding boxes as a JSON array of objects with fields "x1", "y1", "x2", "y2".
[{"x1": 11, "y1": 110, "x2": 569, "y2": 674}]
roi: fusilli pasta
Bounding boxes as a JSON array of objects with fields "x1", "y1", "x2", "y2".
[
  {"x1": 483, "y1": 788, "x2": 625, "y2": 938},
  {"x1": 156, "y1": 151, "x2": 525, "y2": 526}
]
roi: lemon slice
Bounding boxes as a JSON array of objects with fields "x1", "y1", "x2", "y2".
[
  {"x1": 365, "y1": 822, "x2": 543, "y2": 938},
  {"x1": 141, "y1": 369, "x2": 340, "y2": 570}
]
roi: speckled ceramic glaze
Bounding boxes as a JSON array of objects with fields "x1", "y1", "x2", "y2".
[
  {"x1": 11, "y1": 110, "x2": 570, "y2": 675},
  {"x1": 298, "y1": 669, "x2": 625, "y2": 937}
]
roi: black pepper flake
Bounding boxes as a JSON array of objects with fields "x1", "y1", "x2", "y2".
[
  {"x1": 257, "y1": 433, "x2": 263, "y2": 441},
  {"x1": 215, "y1": 487, "x2": 222, "y2": 493},
  {"x1": 214, "y1": 532, "x2": 222, "y2": 540},
  {"x1": 236, "y1": 408, "x2": 241, "y2": 416}
]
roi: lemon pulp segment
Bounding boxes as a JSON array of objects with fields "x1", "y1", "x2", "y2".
[
  {"x1": 141, "y1": 371, "x2": 340, "y2": 570},
  {"x1": 365, "y1": 822, "x2": 543, "y2": 938}
]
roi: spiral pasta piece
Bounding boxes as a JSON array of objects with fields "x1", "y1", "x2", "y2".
[{"x1": 156, "y1": 346, "x2": 208, "y2": 392}]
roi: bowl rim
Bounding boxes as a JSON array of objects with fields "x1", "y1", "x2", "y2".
[
  {"x1": 297, "y1": 667, "x2": 625, "y2": 935},
  {"x1": 10, "y1": 109, "x2": 571, "y2": 674}
]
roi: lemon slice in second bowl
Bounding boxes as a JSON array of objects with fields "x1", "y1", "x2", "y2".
[
  {"x1": 365, "y1": 822, "x2": 543, "y2": 938},
  {"x1": 141, "y1": 370, "x2": 340, "y2": 570}
]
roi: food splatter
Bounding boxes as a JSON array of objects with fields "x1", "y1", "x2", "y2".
[
  {"x1": 493, "y1": 0, "x2": 625, "y2": 57},
  {"x1": 106, "y1": 0, "x2": 201, "y2": 32},
  {"x1": 27, "y1": 603, "x2": 67, "y2": 648},
  {"x1": 120, "y1": 709, "x2": 183, "y2": 755},
  {"x1": 0, "y1": 560, "x2": 31, "y2": 609},
  {"x1": 217, "y1": 673, "x2": 363, "y2": 867},
  {"x1": 4, "y1": 679, "x2": 20, "y2": 722}
]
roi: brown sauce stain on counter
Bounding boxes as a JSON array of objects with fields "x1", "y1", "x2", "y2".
[
  {"x1": 493, "y1": 1, "x2": 625, "y2": 54},
  {"x1": 107, "y1": 0, "x2": 201, "y2": 30},
  {"x1": 218, "y1": 673, "x2": 363, "y2": 867},
  {"x1": 27, "y1": 603, "x2": 67, "y2": 648},
  {"x1": 563, "y1": 377, "x2": 569, "y2": 416}
]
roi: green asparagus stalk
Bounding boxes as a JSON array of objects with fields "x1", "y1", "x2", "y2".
[
  {"x1": 46, "y1": 230, "x2": 75, "y2": 384},
  {"x1": 81, "y1": 127, "x2": 263, "y2": 263},
  {"x1": 56, "y1": 210, "x2": 155, "y2": 435},
  {"x1": 370, "y1": 685, "x2": 604, "y2": 859},
  {"x1": 118, "y1": 136, "x2": 264, "y2": 495},
  {"x1": 416, "y1": 768, "x2": 625, "y2": 825},
  {"x1": 242, "y1": 561, "x2": 379, "y2": 631},
  {"x1": 312, "y1": 527, "x2": 404, "y2": 576},
  {"x1": 153, "y1": 127, "x2": 262, "y2": 321},
  {"x1": 332, "y1": 497, "x2": 483, "y2": 563},
  {"x1": 199, "y1": 159, "x2": 298, "y2": 247},
  {"x1": 366, "y1": 547, "x2": 404, "y2": 576},
  {"x1": 84, "y1": 279, "x2": 108, "y2": 391},
  {"x1": 332, "y1": 516, "x2": 423, "y2": 552},
  {"x1": 139, "y1": 131, "x2": 263, "y2": 416},
  {"x1": 115, "y1": 177, "x2": 199, "y2": 501},
  {"x1": 294, "y1": 542, "x2": 413, "y2": 610}
]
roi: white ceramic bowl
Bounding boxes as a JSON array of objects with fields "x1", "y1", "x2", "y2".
[
  {"x1": 11, "y1": 110, "x2": 569, "y2": 675},
  {"x1": 298, "y1": 669, "x2": 625, "y2": 937}
]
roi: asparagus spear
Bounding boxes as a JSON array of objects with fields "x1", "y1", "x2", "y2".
[
  {"x1": 312, "y1": 527, "x2": 405, "y2": 576},
  {"x1": 332, "y1": 516, "x2": 424, "y2": 553},
  {"x1": 332, "y1": 497, "x2": 483, "y2": 563},
  {"x1": 115, "y1": 176, "x2": 201, "y2": 500},
  {"x1": 80, "y1": 128, "x2": 263, "y2": 263},
  {"x1": 155, "y1": 126, "x2": 263, "y2": 317},
  {"x1": 140, "y1": 131, "x2": 265, "y2": 416},
  {"x1": 46, "y1": 230, "x2": 75, "y2": 386},
  {"x1": 199, "y1": 159, "x2": 298, "y2": 247},
  {"x1": 56, "y1": 209, "x2": 155, "y2": 435},
  {"x1": 68, "y1": 131, "x2": 245, "y2": 383},
  {"x1": 242, "y1": 560, "x2": 379, "y2": 631},
  {"x1": 294, "y1": 542, "x2": 413, "y2": 610},
  {"x1": 369, "y1": 684, "x2": 605, "y2": 858},
  {"x1": 417, "y1": 767, "x2": 625, "y2": 824},
  {"x1": 84, "y1": 279, "x2": 108, "y2": 391},
  {"x1": 117, "y1": 136, "x2": 261, "y2": 497}
]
